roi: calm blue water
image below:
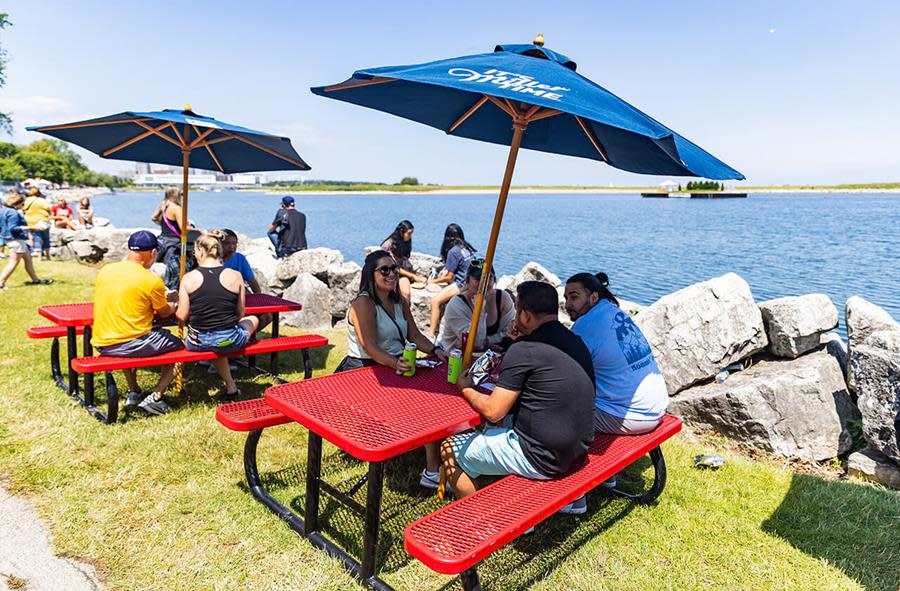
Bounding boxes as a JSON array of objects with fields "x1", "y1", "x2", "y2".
[{"x1": 92, "y1": 190, "x2": 899, "y2": 334}]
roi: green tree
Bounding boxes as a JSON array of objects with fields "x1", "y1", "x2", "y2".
[
  {"x1": 399, "y1": 176, "x2": 419, "y2": 185},
  {"x1": 14, "y1": 150, "x2": 67, "y2": 184},
  {"x1": 0, "y1": 14, "x2": 12, "y2": 134}
]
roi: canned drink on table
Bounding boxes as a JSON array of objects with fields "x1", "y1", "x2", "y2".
[
  {"x1": 447, "y1": 348, "x2": 462, "y2": 384},
  {"x1": 402, "y1": 342, "x2": 417, "y2": 377}
]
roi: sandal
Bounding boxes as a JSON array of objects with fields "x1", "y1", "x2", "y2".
[{"x1": 25, "y1": 279, "x2": 54, "y2": 285}]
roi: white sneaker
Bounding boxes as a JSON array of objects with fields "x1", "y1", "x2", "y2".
[
  {"x1": 558, "y1": 495, "x2": 587, "y2": 515},
  {"x1": 138, "y1": 395, "x2": 172, "y2": 416}
]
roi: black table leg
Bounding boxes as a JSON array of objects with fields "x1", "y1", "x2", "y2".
[
  {"x1": 269, "y1": 312, "x2": 280, "y2": 375},
  {"x1": 361, "y1": 461, "x2": 385, "y2": 580},
  {"x1": 305, "y1": 432, "x2": 322, "y2": 533},
  {"x1": 66, "y1": 326, "x2": 78, "y2": 396},
  {"x1": 83, "y1": 326, "x2": 94, "y2": 408}
]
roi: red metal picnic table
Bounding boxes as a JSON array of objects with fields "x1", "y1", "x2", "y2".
[
  {"x1": 37, "y1": 293, "x2": 302, "y2": 394},
  {"x1": 258, "y1": 365, "x2": 481, "y2": 590}
]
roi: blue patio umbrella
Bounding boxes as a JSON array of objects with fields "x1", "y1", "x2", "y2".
[
  {"x1": 28, "y1": 106, "x2": 310, "y2": 282},
  {"x1": 313, "y1": 35, "x2": 744, "y2": 364}
]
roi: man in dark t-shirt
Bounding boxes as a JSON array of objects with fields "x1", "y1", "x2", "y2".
[
  {"x1": 267, "y1": 196, "x2": 307, "y2": 257},
  {"x1": 442, "y1": 281, "x2": 595, "y2": 501}
]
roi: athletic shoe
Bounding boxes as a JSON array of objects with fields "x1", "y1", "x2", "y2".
[
  {"x1": 600, "y1": 475, "x2": 618, "y2": 489},
  {"x1": 558, "y1": 495, "x2": 587, "y2": 515},
  {"x1": 214, "y1": 389, "x2": 240, "y2": 403},
  {"x1": 419, "y1": 469, "x2": 440, "y2": 490},
  {"x1": 124, "y1": 390, "x2": 146, "y2": 412},
  {"x1": 138, "y1": 395, "x2": 172, "y2": 416}
]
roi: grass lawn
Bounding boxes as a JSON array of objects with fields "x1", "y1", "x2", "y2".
[{"x1": 0, "y1": 260, "x2": 898, "y2": 591}]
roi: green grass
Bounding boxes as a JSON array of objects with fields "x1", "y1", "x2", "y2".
[{"x1": 0, "y1": 260, "x2": 898, "y2": 590}]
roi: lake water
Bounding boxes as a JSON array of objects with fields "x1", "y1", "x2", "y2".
[{"x1": 91, "y1": 190, "x2": 899, "y2": 335}]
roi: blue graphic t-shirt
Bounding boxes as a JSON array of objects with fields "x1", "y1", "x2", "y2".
[
  {"x1": 223, "y1": 252, "x2": 255, "y2": 283},
  {"x1": 572, "y1": 299, "x2": 668, "y2": 420},
  {"x1": 444, "y1": 245, "x2": 474, "y2": 288}
]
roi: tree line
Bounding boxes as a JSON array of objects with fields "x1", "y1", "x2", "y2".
[
  {"x1": 683, "y1": 180, "x2": 725, "y2": 191},
  {"x1": 0, "y1": 139, "x2": 131, "y2": 187}
]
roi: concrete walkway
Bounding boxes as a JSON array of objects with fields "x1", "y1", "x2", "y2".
[{"x1": 0, "y1": 485, "x2": 103, "y2": 591}]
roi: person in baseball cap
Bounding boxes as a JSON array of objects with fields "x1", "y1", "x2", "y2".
[
  {"x1": 90, "y1": 229, "x2": 182, "y2": 416},
  {"x1": 268, "y1": 195, "x2": 307, "y2": 257}
]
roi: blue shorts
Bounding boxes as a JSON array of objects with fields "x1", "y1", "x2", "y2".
[
  {"x1": 185, "y1": 324, "x2": 249, "y2": 353},
  {"x1": 31, "y1": 228, "x2": 50, "y2": 251},
  {"x1": 98, "y1": 327, "x2": 183, "y2": 357},
  {"x1": 447, "y1": 425, "x2": 549, "y2": 480}
]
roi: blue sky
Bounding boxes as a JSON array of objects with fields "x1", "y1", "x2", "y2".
[{"x1": 2, "y1": 1, "x2": 899, "y2": 185}]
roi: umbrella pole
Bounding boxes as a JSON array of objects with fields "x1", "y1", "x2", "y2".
[
  {"x1": 175, "y1": 149, "x2": 190, "y2": 391},
  {"x1": 462, "y1": 121, "x2": 526, "y2": 368}
]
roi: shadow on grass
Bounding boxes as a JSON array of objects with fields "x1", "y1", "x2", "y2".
[
  {"x1": 240, "y1": 441, "x2": 659, "y2": 590},
  {"x1": 761, "y1": 472, "x2": 900, "y2": 591}
]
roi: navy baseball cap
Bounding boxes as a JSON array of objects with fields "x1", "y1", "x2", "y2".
[
  {"x1": 127, "y1": 230, "x2": 159, "y2": 252},
  {"x1": 281, "y1": 195, "x2": 295, "y2": 206}
]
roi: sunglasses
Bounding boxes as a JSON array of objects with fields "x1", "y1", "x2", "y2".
[{"x1": 375, "y1": 264, "x2": 400, "y2": 276}]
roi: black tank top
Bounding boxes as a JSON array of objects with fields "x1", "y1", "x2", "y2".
[
  {"x1": 457, "y1": 290, "x2": 505, "y2": 336},
  {"x1": 159, "y1": 205, "x2": 182, "y2": 238},
  {"x1": 188, "y1": 267, "x2": 239, "y2": 331}
]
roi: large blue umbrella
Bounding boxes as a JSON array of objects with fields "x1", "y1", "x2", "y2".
[
  {"x1": 312, "y1": 35, "x2": 744, "y2": 364},
  {"x1": 28, "y1": 106, "x2": 310, "y2": 282}
]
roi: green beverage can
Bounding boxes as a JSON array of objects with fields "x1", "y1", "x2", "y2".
[
  {"x1": 447, "y1": 348, "x2": 462, "y2": 384},
  {"x1": 402, "y1": 342, "x2": 417, "y2": 377}
]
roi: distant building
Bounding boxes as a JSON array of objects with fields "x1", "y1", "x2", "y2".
[{"x1": 659, "y1": 180, "x2": 679, "y2": 191}]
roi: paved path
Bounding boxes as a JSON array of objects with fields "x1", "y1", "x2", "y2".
[{"x1": 0, "y1": 485, "x2": 103, "y2": 591}]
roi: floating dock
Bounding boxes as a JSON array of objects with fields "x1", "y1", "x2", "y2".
[{"x1": 640, "y1": 192, "x2": 747, "y2": 199}]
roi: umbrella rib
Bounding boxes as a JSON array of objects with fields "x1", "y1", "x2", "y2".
[
  {"x1": 449, "y1": 95, "x2": 489, "y2": 134},
  {"x1": 575, "y1": 116, "x2": 608, "y2": 161},
  {"x1": 169, "y1": 122, "x2": 187, "y2": 148},
  {"x1": 485, "y1": 95, "x2": 515, "y2": 118},
  {"x1": 203, "y1": 142, "x2": 225, "y2": 172},
  {"x1": 322, "y1": 76, "x2": 396, "y2": 92},
  {"x1": 101, "y1": 121, "x2": 175, "y2": 157},
  {"x1": 33, "y1": 117, "x2": 153, "y2": 132},
  {"x1": 527, "y1": 108, "x2": 562, "y2": 123},
  {"x1": 132, "y1": 120, "x2": 185, "y2": 149},
  {"x1": 189, "y1": 127, "x2": 216, "y2": 148},
  {"x1": 226, "y1": 132, "x2": 308, "y2": 168}
]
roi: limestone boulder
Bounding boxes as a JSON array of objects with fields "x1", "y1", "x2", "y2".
[
  {"x1": 669, "y1": 351, "x2": 858, "y2": 461},
  {"x1": 409, "y1": 284, "x2": 440, "y2": 334},
  {"x1": 819, "y1": 332, "x2": 849, "y2": 377},
  {"x1": 847, "y1": 448, "x2": 900, "y2": 489},
  {"x1": 758, "y1": 294, "x2": 838, "y2": 358},
  {"x1": 243, "y1": 248, "x2": 277, "y2": 292},
  {"x1": 281, "y1": 273, "x2": 332, "y2": 330},
  {"x1": 845, "y1": 296, "x2": 898, "y2": 391},
  {"x1": 635, "y1": 273, "x2": 768, "y2": 394},
  {"x1": 69, "y1": 240, "x2": 97, "y2": 260},
  {"x1": 495, "y1": 274, "x2": 515, "y2": 293},
  {"x1": 850, "y1": 328, "x2": 900, "y2": 462},
  {"x1": 275, "y1": 247, "x2": 343, "y2": 286},
  {"x1": 512, "y1": 262, "x2": 561, "y2": 288},
  {"x1": 327, "y1": 261, "x2": 362, "y2": 319},
  {"x1": 408, "y1": 251, "x2": 442, "y2": 278},
  {"x1": 92, "y1": 227, "x2": 139, "y2": 262},
  {"x1": 617, "y1": 298, "x2": 644, "y2": 317}
]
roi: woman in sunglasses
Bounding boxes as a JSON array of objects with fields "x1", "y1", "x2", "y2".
[
  {"x1": 337, "y1": 249, "x2": 448, "y2": 489},
  {"x1": 437, "y1": 260, "x2": 515, "y2": 352}
]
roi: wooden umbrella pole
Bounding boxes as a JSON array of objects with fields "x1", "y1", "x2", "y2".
[
  {"x1": 175, "y1": 148, "x2": 190, "y2": 391},
  {"x1": 462, "y1": 120, "x2": 526, "y2": 368}
]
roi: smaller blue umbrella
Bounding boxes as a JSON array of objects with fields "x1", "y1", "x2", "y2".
[
  {"x1": 313, "y1": 35, "x2": 744, "y2": 365},
  {"x1": 28, "y1": 106, "x2": 310, "y2": 281}
]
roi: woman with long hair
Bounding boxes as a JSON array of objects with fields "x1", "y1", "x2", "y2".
[
  {"x1": 151, "y1": 187, "x2": 196, "y2": 290},
  {"x1": 176, "y1": 232, "x2": 259, "y2": 401},
  {"x1": 77, "y1": 197, "x2": 95, "y2": 228},
  {"x1": 0, "y1": 193, "x2": 52, "y2": 288},
  {"x1": 337, "y1": 249, "x2": 448, "y2": 489},
  {"x1": 437, "y1": 259, "x2": 515, "y2": 351},
  {"x1": 426, "y1": 223, "x2": 476, "y2": 338},
  {"x1": 380, "y1": 219, "x2": 424, "y2": 299}
]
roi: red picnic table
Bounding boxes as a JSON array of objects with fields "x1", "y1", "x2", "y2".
[
  {"x1": 37, "y1": 293, "x2": 302, "y2": 396},
  {"x1": 247, "y1": 365, "x2": 481, "y2": 590}
]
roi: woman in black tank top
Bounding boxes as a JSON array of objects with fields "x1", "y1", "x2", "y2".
[{"x1": 176, "y1": 232, "x2": 260, "y2": 401}]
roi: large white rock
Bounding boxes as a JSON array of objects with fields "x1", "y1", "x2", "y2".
[
  {"x1": 69, "y1": 240, "x2": 96, "y2": 260},
  {"x1": 275, "y1": 247, "x2": 343, "y2": 286},
  {"x1": 758, "y1": 294, "x2": 839, "y2": 358},
  {"x1": 635, "y1": 273, "x2": 768, "y2": 394},
  {"x1": 847, "y1": 448, "x2": 900, "y2": 489},
  {"x1": 669, "y1": 351, "x2": 858, "y2": 461},
  {"x1": 409, "y1": 284, "x2": 440, "y2": 334},
  {"x1": 512, "y1": 261, "x2": 561, "y2": 288},
  {"x1": 846, "y1": 296, "x2": 898, "y2": 349},
  {"x1": 327, "y1": 261, "x2": 362, "y2": 319},
  {"x1": 243, "y1": 248, "x2": 277, "y2": 291},
  {"x1": 281, "y1": 273, "x2": 333, "y2": 330},
  {"x1": 408, "y1": 251, "x2": 442, "y2": 278},
  {"x1": 850, "y1": 328, "x2": 900, "y2": 462}
]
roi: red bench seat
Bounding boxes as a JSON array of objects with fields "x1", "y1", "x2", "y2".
[
  {"x1": 27, "y1": 325, "x2": 85, "y2": 339},
  {"x1": 71, "y1": 334, "x2": 328, "y2": 373},
  {"x1": 404, "y1": 414, "x2": 682, "y2": 576},
  {"x1": 216, "y1": 398, "x2": 291, "y2": 431}
]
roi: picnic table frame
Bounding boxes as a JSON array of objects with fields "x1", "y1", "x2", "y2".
[
  {"x1": 37, "y1": 293, "x2": 302, "y2": 412},
  {"x1": 250, "y1": 366, "x2": 481, "y2": 591}
]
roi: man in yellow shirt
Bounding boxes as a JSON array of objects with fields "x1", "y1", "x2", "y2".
[{"x1": 93, "y1": 231, "x2": 182, "y2": 415}]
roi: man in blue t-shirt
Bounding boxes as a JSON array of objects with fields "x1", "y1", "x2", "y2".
[
  {"x1": 219, "y1": 229, "x2": 270, "y2": 331},
  {"x1": 564, "y1": 272, "x2": 668, "y2": 436}
]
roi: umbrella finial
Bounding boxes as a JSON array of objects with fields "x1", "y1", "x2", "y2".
[
  {"x1": 183, "y1": 103, "x2": 192, "y2": 112},
  {"x1": 533, "y1": 33, "x2": 544, "y2": 47}
]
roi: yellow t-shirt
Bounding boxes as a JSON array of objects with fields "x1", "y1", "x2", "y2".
[
  {"x1": 92, "y1": 260, "x2": 169, "y2": 348},
  {"x1": 23, "y1": 196, "x2": 51, "y2": 226}
]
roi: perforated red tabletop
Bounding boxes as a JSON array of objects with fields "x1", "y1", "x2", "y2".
[
  {"x1": 265, "y1": 366, "x2": 481, "y2": 462},
  {"x1": 38, "y1": 293, "x2": 301, "y2": 327}
]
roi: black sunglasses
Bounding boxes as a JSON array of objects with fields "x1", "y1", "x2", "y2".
[{"x1": 375, "y1": 264, "x2": 400, "y2": 276}]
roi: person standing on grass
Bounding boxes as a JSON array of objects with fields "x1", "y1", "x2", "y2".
[
  {"x1": 0, "y1": 193, "x2": 53, "y2": 289},
  {"x1": 177, "y1": 233, "x2": 259, "y2": 402},
  {"x1": 217, "y1": 228, "x2": 271, "y2": 332},
  {"x1": 442, "y1": 281, "x2": 594, "y2": 514},
  {"x1": 91, "y1": 230, "x2": 182, "y2": 416},
  {"x1": 23, "y1": 187, "x2": 52, "y2": 261},
  {"x1": 267, "y1": 196, "x2": 307, "y2": 258}
]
